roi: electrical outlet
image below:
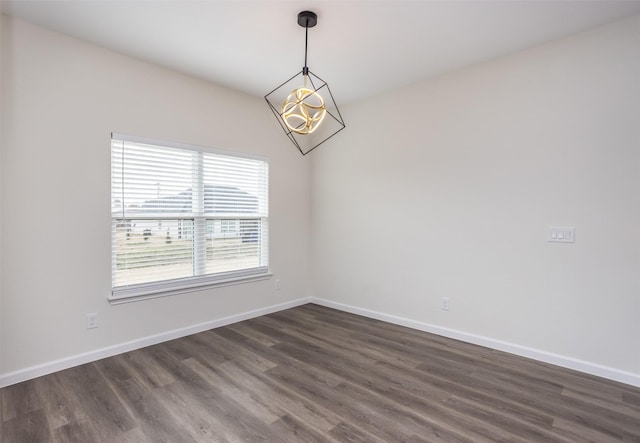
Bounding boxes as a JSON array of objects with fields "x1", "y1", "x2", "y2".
[
  {"x1": 275, "y1": 279, "x2": 281, "y2": 290},
  {"x1": 86, "y1": 313, "x2": 98, "y2": 329},
  {"x1": 441, "y1": 297, "x2": 450, "y2": 311}
]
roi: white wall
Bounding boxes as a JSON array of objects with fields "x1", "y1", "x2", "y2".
[
  {"x1": 0, "y1": 16, "x2": 311, "y2": 380},
  {"x1": 311, "y1": 15, "x2": 640, "y2": 382}
]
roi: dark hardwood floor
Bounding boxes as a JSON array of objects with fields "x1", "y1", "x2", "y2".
[{"x1": 2, "y1": 303, "x2": 639, "y2": 442}]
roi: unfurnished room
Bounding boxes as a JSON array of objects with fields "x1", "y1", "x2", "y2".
[{"x1": 1, "y1": 1, "x2": 639, "y2": 441}]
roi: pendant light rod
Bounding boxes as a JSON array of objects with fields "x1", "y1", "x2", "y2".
[
  {"x1": 298, "y1": 11, "x2": 317, "y2": 75},
  {"x1": 304, "y1": 24, "x2": 309, "y2": 74}
]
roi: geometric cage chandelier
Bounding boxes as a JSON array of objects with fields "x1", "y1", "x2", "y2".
[{"x1": 265, "y1": 11, "x2": 346, "y2": 155}]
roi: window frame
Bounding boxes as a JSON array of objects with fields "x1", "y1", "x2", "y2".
[{"x1": 110, "y1": 133, "x2": 271, "y2": 304}]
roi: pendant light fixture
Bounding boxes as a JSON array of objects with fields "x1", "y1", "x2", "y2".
[{"x1": 265, "y1": 11, "x2": 345, "y2": 155}]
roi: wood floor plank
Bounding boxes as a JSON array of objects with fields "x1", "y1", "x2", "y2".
[
  {"x1": 270, "y1": 413, "x2": 339, "y2": 443},
  {"x1": 334, "y1": 379, "x2": 502, "y2": 443},
  {"x1": 202, "y1": 329, "x2": 278, "y2": 372},
  {"x1": 217, "y1": 322, "x2": 346, "y2": 388},
  {"x1": 328, "y1": 422, "x2": 388, "y2": 443},
  {"x1": 183, "y1": 357, "x2": 283, "y2": 425},
  {"x1": 121, "y1": 348, "x2": 175, "y2": 389},
  {"x1": 94, "y1": 359, "x2": 199, "y2": 443},
  {"x1": 124, "y1": 379, "x2": 199, "y2": 443},
  {"x1": 217, "y1": 360, "x2": 345, "y2": 433},
  {"x1": 1, "y1": 409, "x2": 50, "y2": 443},
  {"x1": 51, "y1": 419, "x2": 104, "y2": 443},
  {"x1": 154, "y1": 380, "x2": 240, "y2": 442},
  {"x1": 225, "y1": 321, "x2": 281, "y2": 347},
  {"x1": 54, "y1": 364, "x2": 136, "y2": 438},
  {"x1": 623, "y1": 391, "x2": 640, "y2": 408},
  {"x1": 268, "y1": 311, "x2": 425, "y2": 369},
  {"x1": 552, "y1": 417, "x2": 623, "y2": 442},
  {"x1": 120, "y1": 426, "x2": 154, "y2": 443},
  {"x1": 1, "y1": 378, "x2": 43, "y2": 423},
  {"x1": 265, "y1": 364, "x2": 420, "y2": 443},
  {"x1": 376, "y1": 358, "x2": 559, "y2": 432},
  {"x1": 33, "y1": 372, "x2": 89, "y2": 433},
  {"x1": 268, "y1": 335, "x2": 554, "y2": 441},
  {"x1": 2, "y1": 303, "x2": 640, "y2": 442},
  {"x1": 148, "y1": 344, "x2": 283, "y2": 442}
]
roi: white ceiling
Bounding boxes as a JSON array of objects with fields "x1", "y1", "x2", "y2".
[{"x1": 2, "y1": 1, "x2": 640, "y2": 104}]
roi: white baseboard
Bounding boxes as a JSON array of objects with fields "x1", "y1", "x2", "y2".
[
  {"x1": 311, "y1": 297, "x2": 640, "y2": 388},
  {"x1": 4, "y1": 295, "x2": 638, "y2": 389},
  {"x1": 0, "y1": 297, "x2": 311, "y2": 388}
]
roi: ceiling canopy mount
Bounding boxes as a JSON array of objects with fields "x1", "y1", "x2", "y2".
[{"x1": 297, "y1": 11, "x2": 317, "y2": 28}]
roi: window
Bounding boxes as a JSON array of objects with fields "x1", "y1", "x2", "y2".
[{"x1": 111, "y1": 133, "x2": 269, "y2": 301}]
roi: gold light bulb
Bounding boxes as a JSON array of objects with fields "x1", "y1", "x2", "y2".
[{"x1": 281, "y1": 76, "x2": 326, "y2": 135}]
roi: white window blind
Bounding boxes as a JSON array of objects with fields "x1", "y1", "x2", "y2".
[{"x1": 111, "y1": 133, "x2": 269, "y2": 301}]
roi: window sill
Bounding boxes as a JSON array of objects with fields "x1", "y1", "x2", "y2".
[{"x1": 109, "y1": 270, "x2": 273, "y2": 305}]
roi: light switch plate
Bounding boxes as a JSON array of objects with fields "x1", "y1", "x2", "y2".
[{"x1": 548, "y1": 226, "x2": 575, "y2": 243}]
